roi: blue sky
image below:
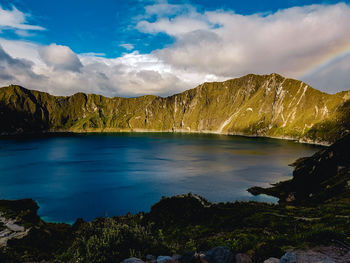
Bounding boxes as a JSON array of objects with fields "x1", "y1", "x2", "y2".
[
  {"x1": 0, "y1": 0, "x2": 349, "y2": 96},
  {"x1": 2, "y1": 0, "x2": 345, "y2": 57}
]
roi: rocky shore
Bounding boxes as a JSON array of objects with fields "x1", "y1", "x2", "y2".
[{"x1": 248, "y1": 133, "x2": 350, "y2": 204}]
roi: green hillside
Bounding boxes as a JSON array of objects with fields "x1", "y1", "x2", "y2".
[{"x1": 1, "y1": 73, "x2": 349, "y2": 144}]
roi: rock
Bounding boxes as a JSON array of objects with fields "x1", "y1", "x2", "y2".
[
  {"x1": 179, "y1": 251, "x2": 198, "y2": 263},
  {"x1": 146, "y1": 254, "x2": 156, "y2": 263},
  {"x1": 0, "y1": 214, "x2": 30, "y2": 247},
  {"x1": 294, "y1": 249, "x2": 336, "y2": 263},
  {"x1": 279, "y1": 250, "x2": 336, "y2": 262},
  {"x1": 157, "y1": 256, "x2": 174, "y2": 263},
  {"x1": 235, "y1": 253, "x2": 252, "y2": 263},
  {"x1": 280, "y1": 252, "x2": 297, "y2": 263},
  {"x1": 263, "y1": 258, "x2": 279, "y2": 263},
  {"x1": 172, "y1": 254, "x2": 182, "y2": 262},
  {"x1": 201, "y1": 246, "x2": 234, "y2": 263},
  {"x1": 121, "y1": 258, "x2": 145, "y2": 263}
]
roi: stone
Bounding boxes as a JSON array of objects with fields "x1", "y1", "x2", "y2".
[
  {"x1": 235, "y1": 253, "x2": 252, "y2": 263},
  {"x1": 146, "y1": 254, "x2": 156, "y2": 263},
  {"x1": 201, "y1": 246, "x2": 234, "y2": 263},
  {"x1": 280, "y1": 252, "x2": 297, "y2": 263},
  {"x1": 263, "y1": 258, "x2": 279, "y2": 263},
  {"x1": 179, "y1": 251, "x2": 197, "y2": 263},
  {"x1": 121, "y1": 258, "x2": 145, "y2": 263},
  {"x1": 294, "y1": 250, "x2": 336, "y2": 263},
  {"x1": 157, "y1": 256, "x2": 174, "y2": 263},
  {"x1": 172, "y1": 254, "x2": 182, "y2": 262}
]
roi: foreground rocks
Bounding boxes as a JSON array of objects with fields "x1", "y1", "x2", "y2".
[
  {"x1": 263, "y1": 246, "x2": 350, "y2": 263},
  {"x1": 122, "y1": 246, "x2": 247, "y2": 263},
  {"x1": 0, "y1": 213, "x2": 30, "y2": 246},
  {"x1": 122, "y1": 245, "x2": 350, "y2": 263}
]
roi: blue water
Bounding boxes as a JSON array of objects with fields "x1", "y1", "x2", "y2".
[{"x1": 0, "y1": 133, "x2": 321, "y2": 223}]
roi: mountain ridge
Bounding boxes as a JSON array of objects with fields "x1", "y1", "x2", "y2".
[{"x1": 1, "y1": 73, "x2": 349, "y2": 144}]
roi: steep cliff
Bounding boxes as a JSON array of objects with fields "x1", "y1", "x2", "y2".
[
  {"x1": 1, "y1": 73, "x2": 349, "y2": 144},
  {"x1": 248, "y1": 134, "x2": 350, "y2": 204}
]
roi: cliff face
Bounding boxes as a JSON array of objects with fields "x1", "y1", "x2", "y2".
[
  {"x1": 1, "y1": 73, "x2": 349, "y2": 144},
  {"x1": 249, "y1": 134, "x2": 350, "y2": 204}
]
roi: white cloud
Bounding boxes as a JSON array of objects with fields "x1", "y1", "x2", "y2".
[
  {"x1": 0, "y1": 2, "x2": 350, "y2": 96},
  {"x1": 0, "y1": 5, "x2": 45, "y2": 33},
  {"x1": 39, "y1": 44, "x2": 83, "y2": 72},
  {"x1": 0, "y1": 41, "x2": 197, "y2": 97},
  {"x1": 137, "y1": 1, "x2": 211, "y2": 36},
  {"x1": 143, "y1": 1, "x2": 193, "y2": 17},
  {"x1": 0, "y1": 44, "x2": 45, "y2": 84},
  {"x1": 0, "y1": 38, "x2": 42, "y2": 64},
  {"x1": 79, "y1": 52, "x2": 106, "y2": 57},
  {"x1": 144, "y1": 3, "x2": 350, "y2": 86},
  {"x1": 119, "y1": 43, "x2": 134, "y2": 51},
  {"x1": 137, "y1": 17, "x2": 210, "y2": 36}
]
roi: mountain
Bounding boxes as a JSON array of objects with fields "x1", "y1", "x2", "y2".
[
  {"x1": 248, "y1": 133, "x2": 350, "y2": 204},
  {"x1": 1, "y1": 73, "x2": 349, "y2": 144}
]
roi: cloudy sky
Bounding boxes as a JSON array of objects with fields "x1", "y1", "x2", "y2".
[{"x1": 0, "y1": 0, "x2": 349, "y2": 97}]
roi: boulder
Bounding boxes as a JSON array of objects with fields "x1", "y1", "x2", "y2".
[
  {"x1": 294, "y1": 250, "x2": 336, "y2": 263},
  {"x1": 235, "y1": 253, "x2": 252, "y2": 263},
  {"x1": 263, "y1": 258, "x2": 279, "y2": 263},
  {"x1": 121, "y1": 258, "x2": 145, "y2": 263},
  {"x1": 179, "y1": 251, "x2": 198, "y2": 263},
  {"x1": 157, "y1": 256, "x2": 174, "y2": 263},
  {"x1": 172, "y1": 254, "x2": 182, "y2": 262},
  {"x1": 200, "y1": 246, "x2": 234, "y2": 263},
  {"x1": 146, "y1": 254, "x2": 156, "y2": 263},
  {"x1": 280, "y1": 252, "x2": 297, "y2": 263}
]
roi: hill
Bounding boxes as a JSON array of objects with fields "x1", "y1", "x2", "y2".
[{"x1": 1, "y1": 73, "x2": 350, "y2": 144}]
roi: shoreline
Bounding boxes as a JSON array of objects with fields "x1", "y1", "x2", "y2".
[{"x1": 0, "y1": 129, "x2": 331, "y2": 146}]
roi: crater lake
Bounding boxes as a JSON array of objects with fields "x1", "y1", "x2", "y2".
[{"x1": 0, "y1": 133, "x2": 322, "y2": 223}]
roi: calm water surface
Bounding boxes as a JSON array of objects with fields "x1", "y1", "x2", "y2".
[{"x1": 0, "y1": 133, "x2": 322, "y2": 223}]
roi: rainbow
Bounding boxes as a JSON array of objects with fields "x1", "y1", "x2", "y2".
[{"x1": 299, "y1": 42, "x2": 350, "y2": 78}]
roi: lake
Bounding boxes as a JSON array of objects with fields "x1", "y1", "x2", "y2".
[{"x1": 0, "y1": 133, "x2": 322, "y2": 223}]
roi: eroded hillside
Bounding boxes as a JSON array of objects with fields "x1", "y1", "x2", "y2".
[{"x1": 1, "y1": 73, "x2": 349, "y2": 144}]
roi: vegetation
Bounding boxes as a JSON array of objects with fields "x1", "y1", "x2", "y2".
[
  {"x1": 0, "y1": 194, "x2": 349, "y2": 263},
  {"x1": 1, "y1": 73, "x2": 349, "y2": 144}
]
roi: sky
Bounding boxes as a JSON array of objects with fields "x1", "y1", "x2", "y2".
[{"x1": 0, "y1": 0, "x2": 350, "y2": 97}]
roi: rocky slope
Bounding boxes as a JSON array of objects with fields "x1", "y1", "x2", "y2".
[
  {"x1": 248, "y1": 134, "x2": 350, "y2": 204},
  {"x1": 1, "y1": 73, "x2": 350, "y2": 144}
]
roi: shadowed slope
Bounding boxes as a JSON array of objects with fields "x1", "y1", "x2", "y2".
[{"x1": 248, "y1": 134, "x2": 350, "y2": 204}]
